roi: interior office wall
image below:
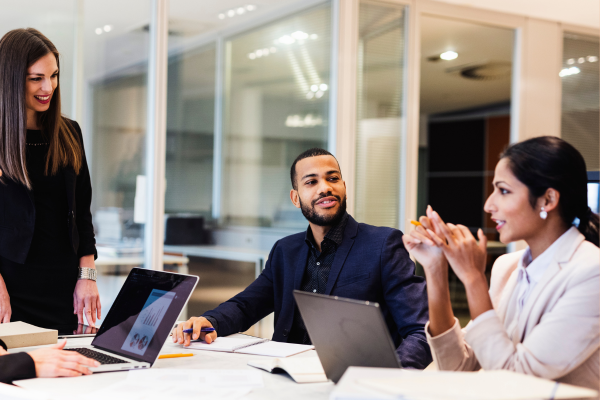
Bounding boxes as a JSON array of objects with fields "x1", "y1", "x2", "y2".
[
  {"x1": 86, "y1": 0, "x2": 151, "y2": 246},
  {"x1": 220, "y1": 3, "x2": 332, "y2": 229},
  {"x1": 354, "y1": 1, "x2": 407, "y2": 229},
  {"x1": 165, "y1": 45, "x2": 216, "y2": 215},
  {"x1": 0, "y1": 1, "x2": 76, "y2": 118},
  {"x1": 561, "y1": 33, "x2": 599, "y2": 171}
]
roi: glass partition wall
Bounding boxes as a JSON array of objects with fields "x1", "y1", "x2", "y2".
[
  {"x1": 354, "y1": 1, "x2": 407, "y2": 229},
  {"x1": 221, "y1": 4, "x2": 332, "y2": 230},
  {"x1": 561, "y1": 33, "x2": 599, "y2": 172}
]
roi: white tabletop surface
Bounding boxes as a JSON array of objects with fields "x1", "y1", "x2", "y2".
[{"x1": 11, "y1": 336, "x2": 334, "y2": 400}]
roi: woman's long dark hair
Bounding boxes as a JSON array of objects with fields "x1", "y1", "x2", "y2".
[
  {"x1": 0, "y1": 28, "x2": 81, "y2": 189},
  {"x1": 501, "y1": 136, "x2": 599, "y2": 245}
]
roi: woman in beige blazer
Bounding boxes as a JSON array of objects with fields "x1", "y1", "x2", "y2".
[{"x1": 403, "y1": 136, "x2": 599, "y2": 389}]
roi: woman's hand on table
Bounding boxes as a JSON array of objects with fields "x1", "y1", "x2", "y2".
[
  {"x1": 28, "y1": 339, "x2": 100, "y2": 377},
  {"x1": 74, "y1": 255, "x2": 101, "y2": 327},
  {"x1": 0, "y1": 274, "x2": 11, "y2": 323},
  {"x1": 172, "y1": 317, "x2": 217, "y2": 347}
]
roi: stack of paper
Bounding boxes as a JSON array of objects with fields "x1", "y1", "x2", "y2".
[
  {"x1": 0, "y1": 322, "x2": 57, "y2": 348},
  {"x1": 188, "y1": 336, "x2": 314, "y2": 357}
]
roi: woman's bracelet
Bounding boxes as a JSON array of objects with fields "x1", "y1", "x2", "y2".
[{"x1": 77, "y1": 267, "x2": 97, "y2": 281}]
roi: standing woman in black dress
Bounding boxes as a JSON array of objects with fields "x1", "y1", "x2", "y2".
[{"x1": 0, "y1": 28, "x2": 101, "y2": 330}]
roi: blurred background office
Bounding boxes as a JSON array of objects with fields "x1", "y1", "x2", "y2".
[{"x1": 1, "y1": 0, "x2": 598, "y2": 334}]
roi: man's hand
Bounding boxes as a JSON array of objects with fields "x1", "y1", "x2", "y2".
[
  {"x1": 28, "y1": 340, "x2": 100, "y2": 377},
  {"x1": 0, "y1": 274, "x2": 11, "y2": 323},
  {"x1": 73, "y1": 279, "x2": 101, "y2": 328},
  {"x1": 172, "y1": 317, "x2": 217, "y2": 347}
]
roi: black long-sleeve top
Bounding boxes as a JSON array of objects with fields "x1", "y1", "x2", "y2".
[
  {"x1": 0, "y1": 119, "x2": 96, "y2": 264},
  {"x1": 25, "y1": 130, "x2": 77, "y2": 265},
  {"x1": 0, "y1": 339, "x2": 36, "y2": 383}
]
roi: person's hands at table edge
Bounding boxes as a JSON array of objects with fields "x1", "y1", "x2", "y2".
[
  {"x1": 172, "y1": 316, "x2": 217, "y2": 347},
  {"x1": 28, "y1": 339, "x2": 100, "y2": 377},
  {"x1": 73, "y1": 255, "x2": 102, "y2": 328}
]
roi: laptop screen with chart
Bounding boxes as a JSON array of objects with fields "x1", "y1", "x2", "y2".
[{"x1": 92, "y1": 268, "x2": 197, "y2": 364}]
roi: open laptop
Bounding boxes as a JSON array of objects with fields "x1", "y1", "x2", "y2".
[
  {"x1": 293, "y1": 290, "x2": 401, "y2": 383},
  {"x1": 65, "y1": 268, "x2": 198, "y2": 372}
]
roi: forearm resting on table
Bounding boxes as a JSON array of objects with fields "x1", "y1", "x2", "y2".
[{"x1": 424, "y1": 264, "x2": 455, "y2": 337}]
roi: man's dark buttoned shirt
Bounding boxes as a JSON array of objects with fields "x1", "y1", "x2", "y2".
[{"x1": 288, "y1": 212, "x2": 349, "y2": 344}]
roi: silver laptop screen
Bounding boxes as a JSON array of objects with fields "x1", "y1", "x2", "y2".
[{"x1": 92, "y1": 268, "x2": 197, "y2": 364}]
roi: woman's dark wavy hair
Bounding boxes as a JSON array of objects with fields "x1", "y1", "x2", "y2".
[
  {"x1": 501, "y1": 136, "x2": 599, "y2": 245},
  {"x1": 0, "y1": 28, "x2": 81, "y2": 189}
]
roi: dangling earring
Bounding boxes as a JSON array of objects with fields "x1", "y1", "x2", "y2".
[{"x1": 540, "y1": 207, "x2": 548, "y2": 220}]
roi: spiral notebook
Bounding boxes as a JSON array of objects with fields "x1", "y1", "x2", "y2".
[{"x1": 187, "y1": 336, "x2": 314, "y2": 357}]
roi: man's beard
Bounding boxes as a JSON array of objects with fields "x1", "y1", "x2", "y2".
[{"x1": 299, "y1": 192, "x2": 347, "y2": 227}]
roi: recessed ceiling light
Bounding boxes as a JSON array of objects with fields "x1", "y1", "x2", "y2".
[
  {"x1": 103, "y1": 25, "x2": 112, "y2": 32},
  {"x1": 246, "y1": 4, "x2": 256, "y2": 11},
  {"x1": 319, "y1": 83, "x2": 328, "y2": 91},
  {"x1": 218, "y1": 13, "x2": 225, "y2": 19},
  {"x1": 95, "y1": 28, "x2": 103, "y2": 35},
  {"x1": 588, "y1": 56, "x2": 598, "y2": 62},
  {"x1": 578, "y1": 57, "x2": 585, "y2": 64},
  {"x1": 567, "y1": 58, "x2": 575, "y2": 65},
  {"x1": 236, "y1": 7, "x2": 245, "y2": 15},
  {"x1": 291, "y1": 31, "x2": 308, "y2": 40},
  {"x1": 227, "y1": 9, "x2": 235, "y2": 17},
  {"x1": 278, "y1": 35, "x2": 295, "y2": 45},
  {"x1": 440, "y1": 51, "x2": 458, "y2": 61},
  {"x1": 559, "y1": 66, "x2": 581, "y2": 77}
]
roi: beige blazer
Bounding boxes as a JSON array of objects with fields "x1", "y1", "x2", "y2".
[{"x1": 426, "y1": 227, "x2": 600, "y2": 390}]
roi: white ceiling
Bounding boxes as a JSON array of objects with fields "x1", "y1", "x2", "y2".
[
  {"x1": 436, "y1": 0, "x2": 600, "y2": 29},
  {"x1": 420, "y1": 15, "x2": 514, "y2": 115}
]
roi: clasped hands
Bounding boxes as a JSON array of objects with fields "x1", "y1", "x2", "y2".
[{"x1": 403, "y1": 205, "x2": 488, "y2": 285}]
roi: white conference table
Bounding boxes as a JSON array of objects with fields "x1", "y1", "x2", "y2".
[{"x1": 10, "y1": 335, "x2": 334, "y2": 400}]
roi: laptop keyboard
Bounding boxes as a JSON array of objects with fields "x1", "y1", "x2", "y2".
[{"x1": 65, "y1": 348, "x2": 131, "y2": 365}]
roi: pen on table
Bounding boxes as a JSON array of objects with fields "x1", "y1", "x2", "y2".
[
  {"x1": 410, "y1": 220, "x2": 422, "y2": 226},
  {"x1": 158, "y1": 353, "x2": 194, "y2": 359},
  {"x1": 183, "y1": 327, "x2": 215, "y2": 334}
]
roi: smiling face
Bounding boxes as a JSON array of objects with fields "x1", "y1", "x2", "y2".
[
  {"x1": 484, "y1": 158, "x2": 547, "y2": 244},
  {"x1": 25, "y1": 52, "x2": 58, "y2": 120},
  {"x1": 291, "y1": 155, "x2": 347, "y2": 227}
]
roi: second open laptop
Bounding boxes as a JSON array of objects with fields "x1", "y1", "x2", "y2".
[
  {"x1": 65, "y1": 268, "x2": 198, "y2": 372},
  {"x1": 293, "y1": 290, "x2": 401, "y2": 383}
]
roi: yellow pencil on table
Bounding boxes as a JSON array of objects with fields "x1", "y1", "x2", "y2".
[
  {"x1": 158, "y1": 353, "x2": 194, "y2": 359},
  {"x1": 410, "y1": 220, "x2": 422, "y2": 226}
]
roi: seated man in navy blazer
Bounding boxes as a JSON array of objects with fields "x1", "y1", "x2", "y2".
[{"x1": 173, "y1": 148, "x2": 432, "y2": 368}]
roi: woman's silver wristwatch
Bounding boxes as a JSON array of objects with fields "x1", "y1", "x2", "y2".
[{"x1": 78, "y1": 267, "x2": 97, "y2": 281}]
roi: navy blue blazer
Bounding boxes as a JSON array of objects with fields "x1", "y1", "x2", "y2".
[{"x1": 204, "y1": 215, "x2": 432, "y2": 369}]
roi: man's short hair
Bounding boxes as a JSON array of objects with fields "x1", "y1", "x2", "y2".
[{"x1": 290, "y1": 148, "x2": 340, "y2": 190}]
